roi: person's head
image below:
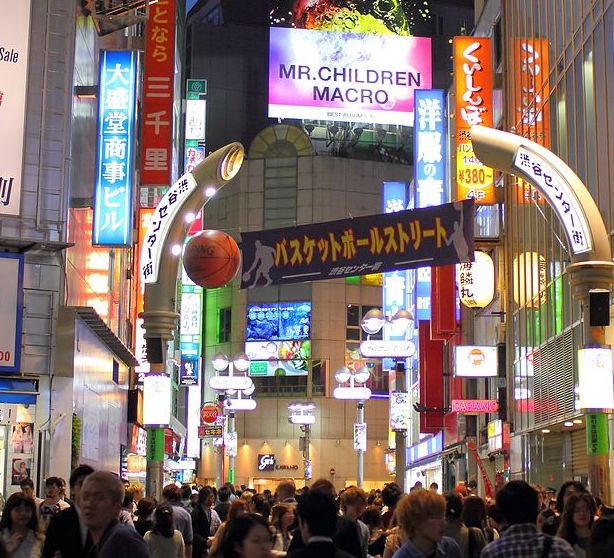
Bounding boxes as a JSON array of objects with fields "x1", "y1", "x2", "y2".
[
  {"x1": 153, "y1": 504, "x2": 175, "y2": 538},
  {"x1": 69, "y1": 464, "x2": 95, "y2": 502},
  {"x1": 589, "y1": 516, "x2": 614, "y2": 558},
  {"x1": 382, "y1": 483, "x2": 402, "y2": 510},
  {"x1": 486, "y1": 504, "x2": 507, "y2": 532},
  {"x1": 556, "y1": 480, "x2": 586, "y2": 513},
  {"x1": 411, "y1": 481, "x2": 423, "y2": 492},
  {"x1": 218, "y1": 485, "x2": 231, "y2": 503},
  {"x1": 131, "y1": 482, "x2": 145, "y2": 503},
  {"x1": 0, "y1": 493, "x2": 38, "y2": 532},
  {"x1": 467, "y1": 480, "x2": 478, "y2": 495},
  {"x1": 496, "y1": 480, "x2": 539, "y2": 525},
  {"x1": 276, "y1": 480, "x2": 296, "y2": 502},
  {"x1": 362, "y1": 506, "x2": 383, "y2": 531},
  {"x1": 250, "y1": 493, "x2": 270, "y2": 518},
  {"x1": 396, "y1": 490, "x2": 446, "y2": 543},
  {"x1": 271, "y1": 503, "x2": 295, "y2": 531},
  {"x1": 220, "y1": 513, "x2": 272, "y2": 558},
  {"x1": 557, "y1": 492, "x2": 597, "y2": 544},
  {"x1": 444, "y1": 493, "x2": 463, "y2": 522},
  {"x1": 297, "y1": 489, "x2": 338, "y2": 540},
  {"x1": 162, "y1": 483, "x2": 182, "y2": 504},
  {"x1": 454, "y1": 483, "x2": 468, "y2": 498},
  {"x1": 198, "y1": 487, "x2": 215, "y2": 508},
  {"x1": 135, "y1": 497, "x2": 156, "y2": 520},
  {"x1": 80, "y1": 472, "x2": 125, "y2": 532},
  {"x1": 58, "y1": 478, "x2": 67, "y2": 498},
  {"x1": 19, "y1": 478, "x2": 35, "y2": 499},
  {"x1": 44, "y1": 476, "x2": 63, "y2": 500},
  {"x1": 429, "y1": 482, "x2": 439, "y2": 493},
  {"x1": 181, "y1": 484, "x2": 192, "y2": 501},
  {"x1": 537, "y1": 509, "x2": 557, "y2": 535},
  {"x1": 340, "y1": 486, "x2": 367, "y2": 520},
  {"x1": 309, "y1": 478, "x2": 336, "y2": 497},
  {"x1": 122, "y1": 487, "x2": 135, "y2": 510},
  {"x1": 228, "y1": 499, "x2": 248, "y2": 521},
  {"x1": 461, "y1": 496, "x2": 487, "y2": 529}
]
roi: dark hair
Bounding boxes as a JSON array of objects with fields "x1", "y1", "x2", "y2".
[
  {"x1": 162, "y1": 484, "x2": 182, "y2": 503},
  {"x1": 135, "y1": 497, "x2": 156, "y2": 519},
  {"x1": 153, "y1": 504, "x2": 175, "y2": 538},
  {"x1": 487, "y1": 504, "x2": 506, "y2": 524},
  {"x1": 181, "y1": 484, "x2": 192, "y2": 501},
  {"x1": 228, "y1": 499, "x2": 248, "y2": 521},
  {"x1": 270, "y1": 503, "x2": 293, "y2": 531},
  {"x1": 362, "y1": 506, "x2": 383, "y2": 530},
  {"x1": 382, "y1": 483, "x2": 402, "y2": 509},
  {"x1": 589, "y1": 516, "x2": 614, "y2": 558},
  {"x1": 496, "y1": 481, "x2": 539, "y2": 525},
  {"x1": 0, "y1": 493, "x2": 39, "y2": 533},
  {"x1": 123, "y1": 487, "x2": 135, "y2": 509},
  {"x1": 19, "y1": 478, "x2": 34, "y2": 490},
  {"x1": 555, "y1": 481, "x2": 586, "y2": 513},
  {"x1": 220, "y1": 513, "x2": 271, "y2": 558},
  {"x1": 218, "y1": 485, "x2": 231, "y2": 502},
  {"x1": 251, "y1": 493, "x2": 270, "y2": 518},
  {"x1": 461, "y1": 496, "x2": 488, "y2": 529},
  {"x1": 69, "y1": 464, "x2": 95, "y2": 489},
  {"x1": 45, "y1": 476, "x2": 62, "y2": 489},
  {"x1": 310, "y1": 478, "x2": 336, "y2": 497},
  {"x1": 198, "y1": 487, "x2": 213, "y2": 506},
  {"x1": 557, "y1": 492, "x2": 596, "y2": 545},
  {"x1": 297, "y1": 490, "x2": 338, "y2": 538},
  {"x1": 445, "y1": 493, "x2": 463, "y2": 520}
]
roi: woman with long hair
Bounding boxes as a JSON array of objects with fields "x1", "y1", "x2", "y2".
[
  {"x1": 143, "y1": 503, "x2": 186, "y2": 558},
  {"x1": 219, "y1": 513, "x2": 272, "y2": 558},
  {"x1": 134, "y1": 497, "x2": 157, "y2": 538},
  {"x1": 556, "y1": 492, "x2": 596, "y2": 558},
  {"x1": 0, "y1": 492, "x2": 43, "y2": 558},
  {"x1": 209, "y1": 498, "x2": 248, "y2": 558},
  {"x1": 269, "y1": 504, "x2": 294, "y2": 554},
  {"x1": 461, "y1": 496, "x2": 497, "y2": 543}
]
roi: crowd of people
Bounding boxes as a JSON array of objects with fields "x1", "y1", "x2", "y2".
[{"x1": 0, "y1": 469, "x2": 612, "y2": 558}]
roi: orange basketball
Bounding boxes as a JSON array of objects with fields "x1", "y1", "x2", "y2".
[{"x1": 183, "y1": 230, "x2": 241, "y2": 289}]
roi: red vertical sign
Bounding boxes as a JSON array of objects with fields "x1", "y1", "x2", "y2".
[
  {"x1": 418, "y1": 320, "x2": 445, "y2": 434},
  {"x1": 141, "y1": 0, "x2": 176, "y2": 186}
]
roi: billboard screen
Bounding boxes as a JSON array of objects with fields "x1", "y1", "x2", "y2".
[
  {"x1": 246, "y1": 302, "x2": 311, "y2": 341},
  {"x1": 268, "y1": 27, "x2": 431, "y2": 125}
]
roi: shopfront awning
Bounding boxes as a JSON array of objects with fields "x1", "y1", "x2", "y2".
[{"x1": 0, "y1": 378, "x2": 38, "y2": 404}]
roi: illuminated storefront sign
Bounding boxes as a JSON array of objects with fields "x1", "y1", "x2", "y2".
[
  {"x1": 268, "y1": 27, "x2": 431, "y2": 125},
  {"x1": 578, "y1": 347, "x2": 614, "y2": 410},
  {"x1": 245, "y1": 340, "x2": 311, "y2": 361},
  {"x1": 451, "y1": 399, "x2": 498, "y2": 414},
  {"x1": 240, "y1": 200, "x2": 475, "y2": 288},
  {"x1": 407, "y1": 432, "x2": 443, "y2": 464},
  {"x1": 0, "y1": 0, "x2": 31, "y2": 216},
  {"x1": 185, "y1": 99, "x2": 206, "y2": 140},
  {"x1": 512, "y1": 148, "x2": 592, "y2": 255},
  {"x1": 487, "y1": 420, "x2": 510, "y2": 453},
  {"x1": 143, "y1": 374, "x2": 172, "y2": 427},
  {"x1": 135, "y1": 209, "x2": 155, "y2": 380},
  {"x1": 453, "y1": 37, "x2": 494, "y2": 204},
  {"x1": 93, "y1": 50, "x2": 137, "y2": 246},
  {"x1": 360, "y1": 340, "x2": 416, "y2": 358},
  {"x1": 0, "y1": 254, "x2": 24, "y2": 373},
  {"x1": 184, "y1": 144, "x2": 205, "y2": 174},
  {"x1": 457, "y1": 251, "x2": 495, "y2": 308},
  {"x1": 141, "y1": 0, "x2": 176, "y2": 186},
  {"x1": 454, "y1": 346, "x2": 498, "y2": 377}
]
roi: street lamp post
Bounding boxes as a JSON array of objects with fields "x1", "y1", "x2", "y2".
[
  {"x1": 360, "y1": 308, "x2": 414, "y2": 493},
  {"x1": 209, "y1": 352, "x2": 255, "y2": 485},
  {"x1": 333, "y1": 367, "x2": 372, "y2": 487},
  {"x1": 288, "y1": 402, "x2": 316, "y2": 484}
]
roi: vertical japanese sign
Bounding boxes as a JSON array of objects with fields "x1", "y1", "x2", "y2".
[
  {"x1": 0, "y1": 0, "x2": 31, "y2": 216},
  {"x1": 179, "y1": 263, "x2": 203, "y2": 386},
  {"x1": 514, "y1": 39, "x2": 550, "y2": 204},
  {"x1": 454, "y1": 37, "x2": 494, "y2": 204},
  {"x1": 141, "y1": 0, "x2": 176, "y2": 186},
  {"x1": 93, "y1": 50, "x2": 137, "y2": 246},
  {"x1": 184, "y1": 80, "x2": 207, "y2": 174},
  {"x1": 0, "y1": 254, "x2": 24, "y2": 373}
]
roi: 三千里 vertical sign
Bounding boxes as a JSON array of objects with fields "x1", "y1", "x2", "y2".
[
  {"x1": 453, "y1": 37, "x2": 494, "y2": 204},
  {"x1": 93, "y1": 50, "x2": 137, "y2": 246},
  {"x1": 0, "y1": 254, "x2": 24, "y2": 373},
  {"x1": 0, "y1": 0, "x2": 31, "y2": 216}
]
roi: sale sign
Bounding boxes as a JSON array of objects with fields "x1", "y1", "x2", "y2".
[{"x1": 453, "y1": 37, "x2": 494, "y2": 204}]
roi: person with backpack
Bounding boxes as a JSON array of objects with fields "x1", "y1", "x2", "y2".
[{"x1": 443, "y1": 493, "x2": 486, "y2": 558}]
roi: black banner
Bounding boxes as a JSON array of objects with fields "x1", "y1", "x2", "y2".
[{"x1": 240, "y1": 200, "x2": 474, "y2": 288}]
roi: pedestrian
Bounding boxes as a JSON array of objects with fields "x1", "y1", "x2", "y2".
[
  {"x1": 270, "y1": 503, "x2": 295, "y2": 553},
  {"x1": 461, "y1": 496, "x2": 497, "y2": 542},
  {"x1": 486, "y1": 504, "x2": 507, "y2": 535},
  {"x1": 209, "y1": 498, "x2": 248, "y2": 558},
  {"x1": 361, "y1": 506, "x2": 386, "y2": 558},
  {"x1": 381, "y1": 483, "x2": 402, "y2": 530},
  {"x1": 340, "y1": 487, "x2": 369, "y2": 558},
  {"x1": 442, "y1": 493, "x2": 486, "y2": 558},
  {"x1": 162, "y1": 484, "x2": 194, "y2": 558},
  {"x1": 19, "y1": 480, "x2": 42, "y2": 507},
  {"x1": 288, "y1": 490, "x2": 354, "y2": 558},
  {"x1": 42, "y1": 463, "x2": 95, "y2": 558},
  {"x1": 536, "y1": 509, "x2": 557, "y2": 536},
  {"x1": 134, "y1": 498, "x2": 157, "y2": 538},
  {"x1": 192, "y1": 487, "x2": 221, "y2": 558},
  {"x1": 392, "y1": 490, "x2": 461, "y2": 558},
  {"x1": 250, "y1": 494, "x2": 271, "y2": 521},
  {"x1": 556, "y1": 492, "x2": 596, "y2": 558},
  {"x1": 119, "y1": 487, "x2": 136, "y2": 526},
  {"x1": 480, "y1": 480, "x2": 575, "y2": 558},
  {"x1": 429, "y1": 483, "x2": 439, "y2": 494},
  {"x1": 79, "y1": 471, "x2": 151, "y2": 558},
  {"x1": 143, "y1": 504, "x2": 185, "y2": 558},
  {"x1": 276, "y1": 481, "x2": 297, "y2": 505},
  {"x1": 215, "y1": 486, "x2": 232, "y2": 522},
  {"x1": 0, "y1": 493, "x2": 43, "y2": 558},
  {"x1": 588, "y1": 515, "x2": 614, "y2": 558},
  {"x1": 220, "y1": 513, "x2": 273, "y2": 558},
  {"x1": 38, "y1": 477, "x2": 70, "y2": 533}
]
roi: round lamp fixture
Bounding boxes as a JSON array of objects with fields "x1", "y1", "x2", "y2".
[{"x1": 457, "y1": 251, "x2": 495, "y2": 308}]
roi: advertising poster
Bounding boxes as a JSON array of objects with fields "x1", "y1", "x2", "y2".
[
  {"x1": 246, "y1": 302, "x2": 311, "y2": 341},
  {"x1": 269, "y1": 27, "x2": 431, "y2": 125},
  {"x1": 11, "y1": 457, "x2": 31, "y2": 485},
  {"x1": 11, "y1": 423, "x2": 34, "y2": 455},
  {"x1": 0, "y1": 253, "x2": 24, "y2": 373},
  {"x1": 241, "y1": 200, "x2": 475, "y2": 288},
  {"x1": 354, "y1": 423, "x2": 367, "y2": 451},
  {"x1": 390, "y1": 391, "x2": 410, "y2": 431}
]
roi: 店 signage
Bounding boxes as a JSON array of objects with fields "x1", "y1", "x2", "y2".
[
  {"x1": 93, "y1": 50, "x2": 137, "y2": 246},
  {"x1": 453, "y1": 37, "x2": 494, "y2": 204},
  {"x1": 0, "y1": 0, "x2": 31, "y2": 216},
  {"x1": 0, "y1": 254, "x2": 24, "y2": 373}
]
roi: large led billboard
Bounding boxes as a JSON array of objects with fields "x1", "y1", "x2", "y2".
[
  {"x1": 246, "y1": 302, "x2": 311, "y2": 341},
  {"x1": 268, "y1": 27, "x2": 431, "y2": 125}
]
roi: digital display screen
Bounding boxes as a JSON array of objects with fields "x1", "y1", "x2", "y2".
[{"x1": 246, "y1": 302, "x2": 311, "y2": 341}]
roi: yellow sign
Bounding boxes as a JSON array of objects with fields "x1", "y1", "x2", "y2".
[{"x1": 456, "y1": 141, "x2": 495, "y2": 203}]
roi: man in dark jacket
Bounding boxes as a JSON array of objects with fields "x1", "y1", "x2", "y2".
[
  {"x1": 42, "y1": 464, "x2": 95, "y2": 558},
  {"x1": 192, "y1": 487, "x2": 221, "y2": 558},
  {"x1": 214, "y1": 485, "x2": 232, "y2": 521}
]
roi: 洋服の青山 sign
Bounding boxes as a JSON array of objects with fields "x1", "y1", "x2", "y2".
[
  {"x1": 268, "y1": 27, "x2": 431, "y2": 125},
  {"x1": 241, "y1": 200, "x2": 475, "y2": 288}
]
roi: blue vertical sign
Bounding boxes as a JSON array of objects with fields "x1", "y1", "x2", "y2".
[
  {"x1": 413, "y1": 89, "x2": 447, "y2": 321},
  {"x1": 93, "y1": 50, "x2": 137, "y2": 246}
]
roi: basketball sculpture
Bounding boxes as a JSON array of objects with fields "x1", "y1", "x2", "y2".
[{"x1": 183, "y1": 230, "x2": 241, "y2": 289}]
